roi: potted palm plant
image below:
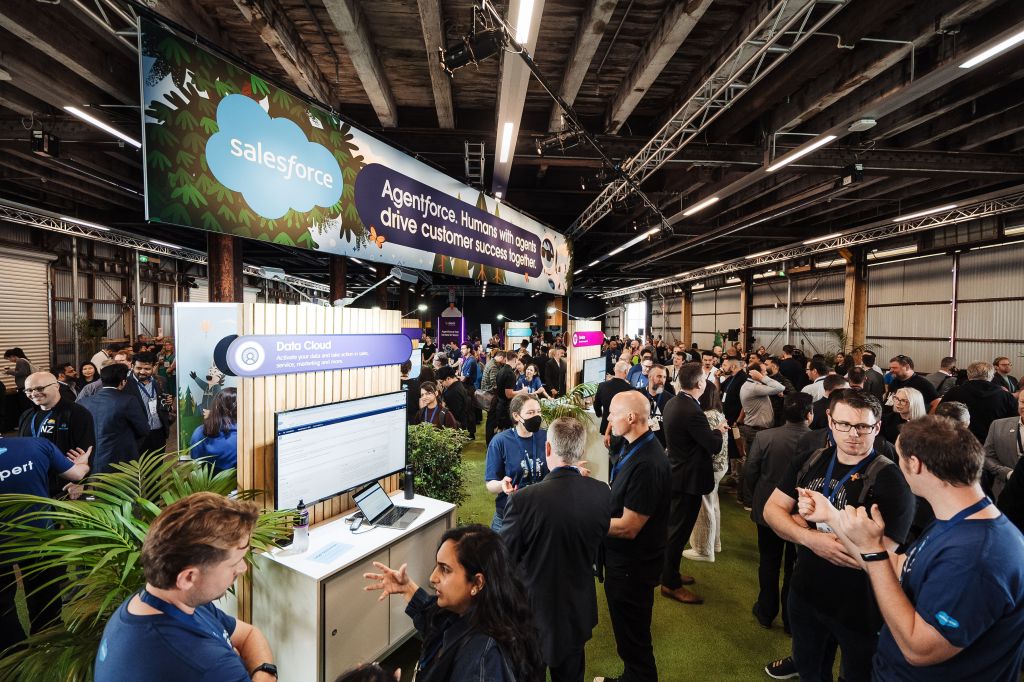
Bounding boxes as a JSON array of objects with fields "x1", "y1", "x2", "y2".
[
  {"x1": 539, "y1": 381, "x2": 599, "y2": 424},
  {"x1": 0, "y1": 452, "x2": 293, "y2": 681}
]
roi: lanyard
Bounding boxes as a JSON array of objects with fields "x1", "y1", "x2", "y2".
[
  {"x1": 138, "y1": 379, "x2": 156, "y2": 400},
  {"x1": 518, "y1": 433, "x2": 540, "y2": 485},
  {"x1": 425, "y1": 406, "x2": 438, "y2": 424},
  {"x1": 821, "y1": 449, "x2": 877, "y2": 503},
  {"x1": 32, "y1": 410, "x2": 53, "y2": 438},
  {"x1": 902, "y1": 497, "x2": 992, "y2": 578},
  {"x1": 611, "y1": 431, "x2": 656, "y2": 484},
  {"x1": 137, "y1": 590, "x2": 233, "y2": 652}
]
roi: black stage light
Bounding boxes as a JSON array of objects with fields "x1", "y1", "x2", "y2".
[{"x1": 439, "y1": 28, "x2": 504, "y2": 75}]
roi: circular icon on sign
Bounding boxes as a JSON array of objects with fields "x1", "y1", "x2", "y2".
[
  {"x1": 572, "y1": 333, "x2": 580, "y2": 346},
  {"x1": 234, "y1": 340, "x2": 265, "y2": 371}
]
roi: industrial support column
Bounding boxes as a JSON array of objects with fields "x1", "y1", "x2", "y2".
[
  {"x1": 840, "y1": 248, "x2": 868, "y2": 352},
  {"x1": 329, "y1": 256, "x2": 347, "y2": 302},
  {"x1": 207, "y1": 233, "x2": 244, "y2": 302},
  {"x1": 374, "y1": 267, "x2": 389, "y2": 308},
  {"x1": 739, "y1": 277, "x2": 752, "y2": 351},
  {"x1": 680, "y1": 293, "x2": 692, "y2": 347}
]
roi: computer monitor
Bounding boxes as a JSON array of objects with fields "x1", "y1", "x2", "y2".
[
  {"x1": 582, "y1": 356, "x2": 606, "y2": 385},
  {"x1": 274, "y1": 391, "x2": 407, "y2": 510}
]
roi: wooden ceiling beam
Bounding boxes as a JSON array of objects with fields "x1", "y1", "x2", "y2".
[
  {"x1": 149, "y1": 0, "x2": 242, "y2": 54},
  {"x1": 889, "y1": 91, "x2": 1023, "y2": 148},
  {"x1": 0, "y1": 83, "x2": 54, "y2": 118},
  {"x1": 547, "y1": 0, "x2": 618, "y2": 133},
  {"x1": 604, "y1": 0, "x2": 714, "y2": 134},
  {"x1": 1, "y1": 147, "x2": 141, "y2": 203},
  {"x1": 0, "y1": 2, "x2": 135, "y2": 105},
  {"x1": 0, "y1": 45, "x2": 119, "y2": 113},
  {"x1": 0, "y1": 157, "x2": 132, "y2": 210},
  {"x1": 415, "y1": 0, "x2": 454, "y2": 128},
  {"x1": 230, "y1": 0, "x2": 335, "y2": 106},
  {"x1": 322, "y1": 0, "x2": 398, "y2": 127}
]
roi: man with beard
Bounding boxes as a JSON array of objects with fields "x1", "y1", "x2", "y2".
[{"x1": 641, "y1": 364, "x2": 675, "y2": 448}]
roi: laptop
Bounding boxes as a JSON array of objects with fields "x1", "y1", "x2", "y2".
[{"x1": 353, "y1": 482, "x2": 423, "y2": 529}]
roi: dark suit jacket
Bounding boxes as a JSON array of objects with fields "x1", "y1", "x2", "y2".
[
  {"x1": 720, "y1": 370, "x2": 747, "y2": 424},
  {"x1": 663, "y1": 392, "x2": 724, "y2": 496},
  {"x1": 544, "y1": 358, "x2": 567, "y2": 396},
  {"x1": 862, "y1": 369, "x2": 885, "y2": 399},
  {"x1": 810, "y1": 397, "x2": 830, "y2": 430},
  {"x1": 991, "y1": 373, "x2": 1019, "y2": 394},
  {"x1": 744, "y1": 422, "x2": 810, "y2": 526},
  {"x1": 941, "y1": 379, "x2": 1018, "y2": 444},
  {"x1": 500, "y1": 468, "x2": 611, "y2": 665},
  {"x1": 997, "y1": 455, "x2": 1024, "y2": 534},
  {"x1": 125, "y1": 374, "x2": 171, "y2": 433},
  {"x1": 77, "y1": 387, "x2": 150, "y2": 474},
  {"x1": 593, "y1": 377, "x2": 635, "y2": 435}
]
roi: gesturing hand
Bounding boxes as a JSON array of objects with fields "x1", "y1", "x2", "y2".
[
  {"x1": 363, "y1": 562, "x2": 416, "y2": 602},
  {"x1": 66, "y1": 446, "x2": 92, "y2": 466},
  {"x1": 806, "y1": 531, "x2": 860, "y2": 570},
  {"x1": 500, "y1": 476, "x2": 515, "y2": 495},
  {"x1": 796, "y1": 487, "x2": 835, "y2": 524},
  {"x1": 836, "y1": 504, "x2": 887, "y2": 553}
]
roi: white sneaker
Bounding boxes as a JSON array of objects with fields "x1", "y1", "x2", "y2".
[
  {"x1": 715, "y1": 544, "x2": 722, "y2": 553},
  {"x1": 683, "y1": 548, "x2": 714, "y2": 562}
]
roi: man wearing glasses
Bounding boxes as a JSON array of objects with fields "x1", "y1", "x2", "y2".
[
  {"x1": 16, "y1": 371, "x2": 95, "y2": 496},
  {"x1": 763, "y1": 390, "x2": 915, "y2": 682}
]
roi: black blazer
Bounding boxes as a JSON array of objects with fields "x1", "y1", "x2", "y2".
[
  {"x1": 743, "y1": 422, "x2": 810, "y2": 526},
  {"x1": 662, "y1": 392, "x2": 723, "y2": 496},
  {"x1": 77, "y1": 388, "x2": 150, "y2": 474},
  {"x1": 941, "y1": 379, "x2": 1018, "y2": 444},
  {"x1": 125, "y1": 374, "x2": 171, "y2": 432},
  {"x1": 593, "y1": 377, "x2": 636, "y2": 435},
  {"x1": 720, "y1": 369, "x2": 747, "y2": 423},
  {"x1": 501, "y1": 468, "x2": 611, "y2": 665}
]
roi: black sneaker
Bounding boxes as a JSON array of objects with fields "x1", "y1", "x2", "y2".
[
  {"x1": 764, "y1": 656, "x2": 798, "y2": 679},
  {"x1": 752, "y1": 603, "x2": 771, "y2": 629}
]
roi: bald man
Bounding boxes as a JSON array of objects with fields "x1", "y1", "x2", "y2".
[
  {"x1": 596, "y1": 390, "x2": 671, "y2": 682},
  {"x1": 17, "y1": 371, "x2": 95, "y2": 496}
]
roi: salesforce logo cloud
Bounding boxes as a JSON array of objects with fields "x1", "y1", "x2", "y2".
[{"x1": 206, "y1": 94, "x2": 343, "y2": 219}]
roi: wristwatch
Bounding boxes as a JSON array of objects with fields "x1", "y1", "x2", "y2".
[
  {"x1": 251, "y1": 663, "x2": 278, "y2": 679},
  {"x1": 860, "y1": 550, "x2": 889, "y2": 562}
]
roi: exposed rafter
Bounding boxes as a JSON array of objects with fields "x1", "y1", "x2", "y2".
[
  {"x1": 547, "y1": 0, "x2": 618, "y2": 133},
  {"x1": 415, "y1": 0, "x2": 454, "y2": 128},
  {"x1": 322, "y1": 0, "x2": 399, "y2": 128}
]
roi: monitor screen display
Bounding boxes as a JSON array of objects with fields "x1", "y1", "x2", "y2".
[
  {"x1": 274, "y1": 391, "x2": 407, "y2": 510},
  {"x1": 582, "y1": 356, "x2": 606, "y2": 385}
]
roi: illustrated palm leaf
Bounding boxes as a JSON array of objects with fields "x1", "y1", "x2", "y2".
[{"x1": 0, "y1": 453, "x2": 293, "y2": 681}]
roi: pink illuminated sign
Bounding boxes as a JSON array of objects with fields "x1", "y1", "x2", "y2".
[{"x1": 571, "y1": 331, "x2": 604, "y2": 347}]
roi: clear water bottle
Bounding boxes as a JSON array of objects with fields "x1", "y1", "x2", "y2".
[{"x1": 292, "y1": 499, "x2": 309, "y2": 553}]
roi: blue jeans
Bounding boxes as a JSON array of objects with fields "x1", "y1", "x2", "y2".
[{"x1": 491, "y1": 510, "x2": 503, "y2": 532}]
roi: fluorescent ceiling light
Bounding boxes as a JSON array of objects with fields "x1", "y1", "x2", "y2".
[
  {"x1": 802, "y1": 232, "x2": 843, "y2": 245},
  {"x1": 349, "y1": 257, "x2": 364, "y2": 264},
  {"x1": 64, "y1": 106, "x2": 141, "y2": 148},
  {"x1": 893, "y1": 204, "x2": 956, "y2": 222},
  {"x1": 726, "y1": 276, "x2": 741, "y2": 284},
  {"x1": 868, "y1": 245, "x2": 918, "y2": 260},
  {"x1": 682, "y1": 196, "x2": 720, "y2": 217},
  {"x1": 960, "y1": 29, "x2": 1024, "y2": 69},
  {"x1": 744, "y1": 249, "x2": 772, "y2": 259},
  {"x1": 707, "y1": 262, "x2": 724, "y2": 269},
  {"x1": 588, "y1": 259, "x2": 600, "y2": 267},
  {"x1": 767, "y1": 134, "x2": 837, "y2": 172},
  {"x1": 150, "y1": 239, "x2": 180, "y2": 248},
  {"x1": 498, "y1": 121, "x2": 514, "y2": 164},
  {"x1": 61, "y1": 216, "x2": 109, "y2": 231},
  {"x1": 515, "y1": 0, "x2": 535, "y2": 43},
  {"x1": 691, "y1": 283, "x2": 704, "y2": 290},
  {"x1": 367, "y1": 266, "x2": 377, "y2": 273},
  {"x1": 573, "y1": 268, "x2": 583, "y2": 274},
  {"x1": 1005, "y1": 224, "x2": 1024, "y2": 236}
]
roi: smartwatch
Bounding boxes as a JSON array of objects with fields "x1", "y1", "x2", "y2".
[
  {"x1": 251, "y1": 663, "x2": 278, "y2": 679},
  {"x1": 860, "y1": 550, "x2": 889, "y2": 563}
]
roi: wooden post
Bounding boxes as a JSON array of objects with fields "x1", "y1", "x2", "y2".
[
  {"x1": 840, "y1": 248, "x2": 868, "y2": 351},
  {"x1": 739, "y1": 277, "x2": 752, "y2": 352},
  {"x1": 329, "y1": 255, "x2": 347, "y2": 301},
  {"x1": 207, "y1": 233, "x2": 243, "y2": 302},
  {"x1": 680, "y1": 293, "x2": 692, "y2": 347}
]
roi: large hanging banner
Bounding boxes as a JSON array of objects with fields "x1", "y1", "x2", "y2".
[{"x1": 139, "y1": 18, "x2": 572, "y2": 295}]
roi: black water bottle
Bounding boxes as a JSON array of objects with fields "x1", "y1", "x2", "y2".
[{"x1": 404, "y1": 464, "x2": 415, "y2": 500}]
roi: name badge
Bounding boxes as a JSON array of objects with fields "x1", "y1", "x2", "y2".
[{"x1": 148, "y1": 398, "x2": 158, "y2": 415}]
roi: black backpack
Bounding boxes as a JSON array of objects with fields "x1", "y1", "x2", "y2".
[{"x1": 797, "y1": 446, "x2": 894, "y2": 506}]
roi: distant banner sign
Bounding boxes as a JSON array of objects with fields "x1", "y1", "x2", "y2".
[
  {"x1": 571, "y1": 330, "x2": 604, "y2": 347},
  {"x1": 507, "y1": 327, "x2": 532, "y2": 338},
  {"x1": 438, "y1": 317, "x2": 462, "y2": 347},
  {"x1": 139, "y1": 19, "x2": 571, "y2": 295},
  {"x1": 215, "y1": 334, "x2": 412, "y2": 378}
]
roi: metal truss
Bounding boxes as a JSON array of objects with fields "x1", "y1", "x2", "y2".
[
  {"x1": 601, "y1": 186, "x2": 1024, "y2": 299},
  {"x1": 567, "y1": 0, "x2": 849, "y2": 239},
  {"x1": 0, "y1": 199, "x2": 330, "y2": 294}
]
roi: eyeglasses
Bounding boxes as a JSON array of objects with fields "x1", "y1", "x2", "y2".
[
  {"x1": 830, "y1": 419, "x2": 877, "y2": 435},
  {"x1": 24, "y1": 382, "x2": 56, "y2": 395},
  {"x1": 892, "y1": 397, "x2": 909, "y2": 404}
]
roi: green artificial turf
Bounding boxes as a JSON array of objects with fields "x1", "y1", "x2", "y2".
[{"x1": 384, "y1": 435, "x2": 797, "y2": 681}]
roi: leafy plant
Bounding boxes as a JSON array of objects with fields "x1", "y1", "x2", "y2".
[
  {"x1": 0, "y1": 453, "x2": 293, "y2": 681},
  {"x1": 539, "y1": 382, "x2": 599, "y2": 424},
  {"x1": 406, "y1": 423, "x2": 471, "y2": 507},
  {"x1": 822, "y1": 329, "x2": 882, "y2": 366},
  {"x1": 74, "y1": 316, "x2": 107, "y2": 359}
]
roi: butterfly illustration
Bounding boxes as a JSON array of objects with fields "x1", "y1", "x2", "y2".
[{"x1": 368, "y1": 226, "x2": 386, "y2": 249}]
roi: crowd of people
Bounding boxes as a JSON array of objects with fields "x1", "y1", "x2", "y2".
[{"x1": 3, "y1": 328, "x2": 1023, "y2": 682}]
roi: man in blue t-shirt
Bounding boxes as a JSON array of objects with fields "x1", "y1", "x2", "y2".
[
  {"x1": 797, "y1": 415, "x2": 1024, "y2": 681},
  {"x1": 94, "y1": 492, "x2": 277, "y2": 682},
  {"x1": 0, "y1": 437, "x2": 91, "y2": 651},
  {"x1": 485, "y1": 395, "x2": 548, "y2": 532}
]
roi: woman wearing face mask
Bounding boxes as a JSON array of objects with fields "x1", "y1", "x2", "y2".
[
  {"x1": 483, "y1": 395, "x2": 548, "y2": 532},
  {"x1": 364, "y1": 525, "x2": 543, "y2": 682}
]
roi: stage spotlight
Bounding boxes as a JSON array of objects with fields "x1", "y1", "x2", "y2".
[{"x1": 439, "y1": 28, "x2": 503, "y2": 75}]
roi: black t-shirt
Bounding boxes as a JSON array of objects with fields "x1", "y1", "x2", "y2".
[
  {"x1": 492, "y1": 365, "x2": 517, "y2": 429},
  {"x1": 889, "y1": 372, "x2": 938, "y2": 405},
  {"x1": 18, "y1": 400, "x2": 96, "y2": 495},
  {"x1": 605, "y1": 433, "x2": 671, "y2": 583},
  {"x1": 421, "y1": 343, "x2": 437, "y2": 362},
  {"x1": 777, "y1": 448, "x2": 915, "y2": 631}
]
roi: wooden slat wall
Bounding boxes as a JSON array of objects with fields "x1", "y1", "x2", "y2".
[
  {"x1": 566, "y1": 320, "x2": 603, "y2": 391},
  {"x1": 237, "y1": 304, "x2": 402, "y2": 620}
]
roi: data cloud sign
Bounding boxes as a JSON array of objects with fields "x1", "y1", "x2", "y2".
[{"x1": 206, "y1": 94, "x2": 343, "y2": 219}]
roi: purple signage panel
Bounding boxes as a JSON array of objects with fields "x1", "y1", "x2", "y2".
[
  {"x1": 401, "y1": 327, "x2": 424, "y2": 342},
  {"x1": 571, "y1": 330, "x2": 604, "y2": 348},
  {"x1": 217, "y1": 334, "x2": 412, "y2": 377},
  {"x1": 438, "y1": 316, "x2": 462, "y2": 347}
]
